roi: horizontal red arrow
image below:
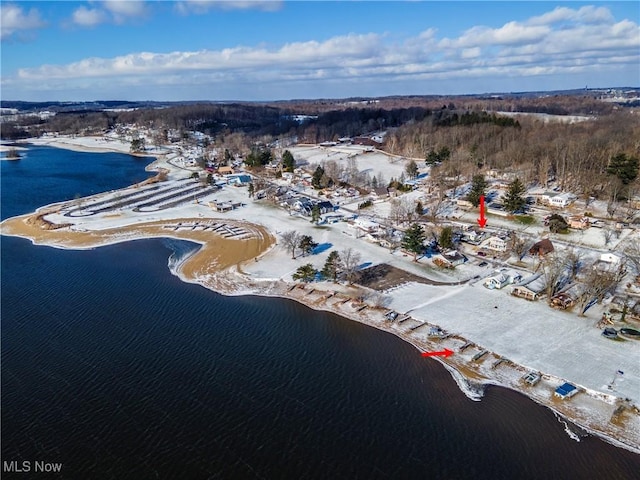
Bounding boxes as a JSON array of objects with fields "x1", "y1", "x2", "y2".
[{"x1": 421, "y1": 348, "x2": 454, "y2": 358}]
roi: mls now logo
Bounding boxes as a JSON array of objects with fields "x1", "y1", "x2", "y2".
[{"x1": 3, "y1": 460, "x2": 62, "y2": 473}]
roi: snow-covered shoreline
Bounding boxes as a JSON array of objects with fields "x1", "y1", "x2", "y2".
[
  {"x1": 23, "y1": 135, "x2": 141, "y2": 155},
  {"x1": 3, "y1": 137, "x2": 639, "y2": 454}
]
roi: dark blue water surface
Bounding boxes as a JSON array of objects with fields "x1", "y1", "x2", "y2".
[{"x1": 2, "y1": 147, "x2": 639, "y2": 479}]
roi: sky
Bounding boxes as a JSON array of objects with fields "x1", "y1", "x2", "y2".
[{"x1": 1, "y1": 1, "x2": 639, "y2": 101}]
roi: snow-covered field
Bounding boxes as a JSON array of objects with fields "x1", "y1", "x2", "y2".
[
  {"x1": 495, "y1": 111, "x2": 596, "y2": 124},
  {"x1": 288, "y1": 144, "x2": 411, "y2": 184}
]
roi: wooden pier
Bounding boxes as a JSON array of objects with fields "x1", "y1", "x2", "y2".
[{"x1": 472, "y1": 350, "x2": 488, "y2": 362}]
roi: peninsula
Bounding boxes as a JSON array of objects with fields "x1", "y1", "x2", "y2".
[{"x1": 2, "y1": 129, "x2": 639, "y2": 454}]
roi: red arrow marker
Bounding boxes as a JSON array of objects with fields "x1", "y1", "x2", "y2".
[
  {"x1": 477, "y1": 195, "x2": 487, "y2": 228},
  {"x1": 421, "y1": 348, "x2": 454, "y2": 358}
]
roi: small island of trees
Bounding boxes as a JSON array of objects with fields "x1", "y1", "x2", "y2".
[{"x1": 4, "y1": 148, "x2": 21, "y2": 160}]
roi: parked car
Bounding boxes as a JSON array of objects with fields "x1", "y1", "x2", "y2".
[
  {"x1": 477, "y1": 251, "x2": 486, "y2": 257},
  {"x1": 479, "y1": 261, "x2": 488, "y2": 267}
]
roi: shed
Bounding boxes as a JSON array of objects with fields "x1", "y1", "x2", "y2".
[
  {"x1": 599, "y1": 252, "x2": 622, "y2": 265},
  {"x1": 226, "y1": 173, "x2": 251, "y2": 185},
  {"x1": 554, "y1": 382, "x2": 578, "y2": 399}
]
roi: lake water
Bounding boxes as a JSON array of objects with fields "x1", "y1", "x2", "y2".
[{"x1": 1, "y1": 146, "x2": 638, "y2": 479}]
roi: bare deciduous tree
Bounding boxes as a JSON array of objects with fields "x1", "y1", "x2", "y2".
[
  {"x1": 510, "y1": 232, "x2": 531, "y2": 261},
  {"x1": 602, "y1": 226, "x2": 615, "y2": 247},
  {"x1": 280, "y1": 230, "x2": 301, "y2": 259},
  {"x1": 340, "y1": 248, "x2": 362, "y2": 285},
  {"x1": 576, "y1": 268, "x2": 624, "y2": 317},
  {"x1": 381, "y1": 228, "x2": 400, "y2": 252},
  {"x1": 366, "y1": 291, "x2": 390, "y2": 308},
  {"x1": 388, "y1": 198, "x2": 416, "y2": 225},
  {"x1": 621, "y1": 239, "x2": 640, "y2": 276},
  {"x1": 388, "y1": 198, "x2": 405, "y2": 226},
  {"x1": 540, "y1": 252, "x2": 570, "y2": 302},
  {"x1": 565, "y1": 248, "x2": 584, "y2": 281}
]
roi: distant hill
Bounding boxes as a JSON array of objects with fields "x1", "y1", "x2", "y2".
[{"x1": 2, "y1": 87, "x2": 638, "y2": 113}]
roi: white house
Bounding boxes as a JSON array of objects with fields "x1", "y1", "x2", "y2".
[
  {"x1": 353, "y1": 218, "x2": 380, "y2": 233},
  {"x1": 484, "y1": 273, "x2": 511, "y2": 290},
  {"x1": 484, "y1": 269, "x2": 522, "y2": 290},
  {"x1": 600, "y1": 252, "x2": 622, "y2": 265},
  {"x1": 486, "y1": 236, "x2": 508, "y2": 252},
  {"x1": 549, "y1": 192, "x2": 576, "y2": 208},
  {"x1": 540, "y1": 191, "x2": 558, "y2": 204},
  {"x1": 594, "y1": 252, "x2": 624, "y2": 274}
]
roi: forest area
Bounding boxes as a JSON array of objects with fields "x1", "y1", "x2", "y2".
[{"x1": 2, "y1": 94, "x2": 639, "y2": 205}]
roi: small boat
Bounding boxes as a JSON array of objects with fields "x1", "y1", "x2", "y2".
[
  {"x1": 428, "y1": 326, "x2": 447, "y2": 338},
  {"x1": 620, "y1": 328, "x2": 640, "y2": 339},
  {"x1": 602, "y1": 327, "x2": 618, "y2": 339}
]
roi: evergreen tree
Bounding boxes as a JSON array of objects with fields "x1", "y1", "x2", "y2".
[
  {"x1": 425, "y1": 150, "x2": 440, "y2": 166},
  {"x1": 425, "y1": 146, "x2": 451, "y2": 166},
  {"x1": 293, "y1": 264, "x2": 317, "y2": 283},
  {"x1": 467, "y1": 174, "x2": 488, "y2": 207},
  {"x1": 606, "y1": 153, "x2": 639, "y2": 185},
  {"x1": 245, "y1": 147, "x2": 272, "y2": 167},
  {"x1": 130, "y1": 137, "x2": 145, "y2": 153},
  {"x1": 438, "y1": 226, "x2": 454, "y2": 250},
  {"x1": 438, "y1": 146, "x2": 451, "y2": 162},
  {"x1": 298, "y1": 235, "x2": 318, "y2": 256},
  {"x1": 415, "y1": 201, "x2": 424, "y2": 215},
  {"x1": 282, "y1": 150, "x2": 295, "y2": 172},
  {"x1": 322, "y1": 251, "x2": 342, "y2": 282},
  {"x1": 312, "y1": 166, "x2": 325, "y2": 189},
  {"x1": 401, "y1": 223, "x2": 426, "y2": 261},
  {"x1": 548, "y1": 214, "x2": 568, "y2": 233},
  {"x1": 310, "y1": 204, "x2": 321, "y2": 224},
  {"x1": 504, "y1": 177, "x2": 526, "y2": 213},
  {"x1": 405, "y1": 160, "x2": 418, "y2": 179}
]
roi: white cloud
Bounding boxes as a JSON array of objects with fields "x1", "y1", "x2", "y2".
[
  {"x1": 1, "y1": 3, "x2": 45, "y2": 40},
  {"x1": 461, "y1": 47, "x2": 481, "y2": 59},
  {"x1": 528, "y1": 5, "x2": 614, "y2": 26},
  {"x1": 5, "y1": 5, "x2": 639, "y2": 99},
  {"x1": 72, "y1": 6, "x2": 107, "y2": 27},
  {"x1": 15, "y1": 33, "x2": 383, "y2": 80},
  {"x1": 439, "y1": 22, "x2": 550, "y2": 49},
  {"x1": 175, "y1": 0, "x2": 283, "y2": 15},
  {"x1": 70, "y1": 1, "x2": 148, "y2": 27},
  {"x1": 103, "y1": 0, "x2": 148, "y2": 23}
]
